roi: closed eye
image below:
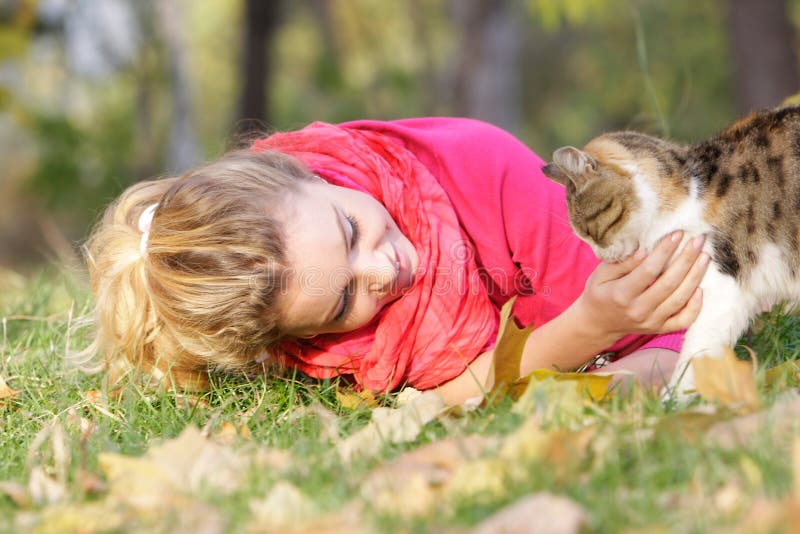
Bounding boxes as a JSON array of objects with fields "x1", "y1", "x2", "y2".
[
  {"x1": 346, "y1": 214, "x2": 360, "y2": 249},
  {"x1": 334, "y1": 214, "x2": 361, "y2": 322}
]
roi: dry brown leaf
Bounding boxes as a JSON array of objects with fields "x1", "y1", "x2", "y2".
[
  {"x1": 489, "y1": 296, "x2": 534, "y2": 397},
  {"x1": 336, "y1": 390, "x2": 445, "y2": 461},
  {"x1": 362, "y1": 436, "x2": 496, "y2": 517},
  {"x1": 471, "y1": 493, "x2": 588, "y2": 534},
  {"x1": 692, "y1": 347, "x2": 760, "y2": 413},
  {"x1": 0, "y1": 374, "x2": 18, "y2": 403}
]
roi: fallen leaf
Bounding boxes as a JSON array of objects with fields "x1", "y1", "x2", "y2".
[
  {"x1": 98, "y1": 453, "x2": 177, "y2": 512},
  {"x1": 0, "y1": 374, "x2": 18, "y2": 403},
  {"x1": 26, "y1": 423, "x2": 69, "y2": 506},
  {"x1": 362, "y1": 436, "x2": 495, "y2": 517},
  {"x1": 692, "y1": 347, "x2": 761, "y2": 413},
  {"x1": 706, "y1": 391, "x2": 800, "y2": 449},
  {"x1": 337, "y1": 391, "x2": 445, "y2": 461},
  {"x1": 214, "y1": 422, "x2": 238, "y2": 445},
  {"x1": 446, "y1": 457, "x2": 509, "y2": 500},
  {"x1": 248, "y1": 481, "x2": 318, "y2": 530},
  {"x1": 144, "y1": 425, "x2": 246, "y2": 494},
  {"x1": 500, "y1": 415, "x2": 594, "y2": 482},
  {"x1": 0, "y1": 481, "x2": 30, "y2": 507},
  {"x1": 336, "y1": 389, "x2": 378, "y2": 410},
  {"x1": 27, "y1": 467, "x2": 66, "y2": 507},
  {"x1": 471, "y1": 493, "x2": 588, "y2": 534},
  {"x1": 489, "y1": 296, "x2": 534, "y2": 397},
  {"x1": 248, "y1": 502, "x2": 372, "y2": 534},
  {"x1": 726, "y1": 497, "x2": 800, "y2": 534},
  {"x1": 764, "y1": 360, "x2": 800, "y2": 388},
  {"x1": 512, "y1": 369, "x2": 614, "y2": 405}
]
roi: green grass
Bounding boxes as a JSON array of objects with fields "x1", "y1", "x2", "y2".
[{"x1": 2, "y1": 268, "x2": 800, "y2": 533}]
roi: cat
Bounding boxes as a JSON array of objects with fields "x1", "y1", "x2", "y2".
[{"x1": 541, "y1": 105, "x2": 800, "y2": 399}]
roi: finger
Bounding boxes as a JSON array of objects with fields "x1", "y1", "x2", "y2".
[
  {"x1": 658, "y1": 287, "x2": 703, "y2": 332},
  {"x1": 651, "y1": 251, "x2": 711, "y2": 321},
  {"x1": 594, "y1": 248, "x2": 648, "y2": 282},
  {"x1": 640, "y1": 235, "x2": 707, "y2": 310},
  {"x1": 620, "y1": 230, "x2": 684, "y2": 297}
]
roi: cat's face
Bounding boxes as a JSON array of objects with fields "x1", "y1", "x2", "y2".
[{"x1": 542, "y1": 144, "x2": 642, "y2": 262}]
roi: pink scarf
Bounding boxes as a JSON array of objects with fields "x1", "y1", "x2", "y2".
[{"x1": 252, "y1": 123, "x2": 498, "y2": 391}]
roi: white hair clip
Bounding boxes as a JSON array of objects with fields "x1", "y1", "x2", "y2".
[{"x1": 138, "y1": 203, "x2": 158, "y2": 255}]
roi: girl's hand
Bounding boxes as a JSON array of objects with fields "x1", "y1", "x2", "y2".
[{"x1": 575, "y1": 230, "x2": 710, "y2": 342}]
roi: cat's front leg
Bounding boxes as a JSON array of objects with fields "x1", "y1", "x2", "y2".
[{"x1": 663, "y1": 268, "x2": 751, "y2": 402}]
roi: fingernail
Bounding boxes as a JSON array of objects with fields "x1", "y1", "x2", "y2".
[
  {"x1": 671, "y1": 230, "x2": 683, "y2": 243},
  {"x1": 693, "y1": 235, "x2": 705, "y2": 251}
]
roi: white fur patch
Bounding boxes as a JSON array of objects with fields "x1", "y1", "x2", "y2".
[
  {"x1": 595, "y1": 172, "x2": 712, "y2": 262},
  {"x1": 746, "y1": 242, "x2": 800, "y2": 308}
]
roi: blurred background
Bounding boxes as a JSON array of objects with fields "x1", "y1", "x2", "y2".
[{"x1": 0, "y1": 0, "x2": 798, "y2": 272}]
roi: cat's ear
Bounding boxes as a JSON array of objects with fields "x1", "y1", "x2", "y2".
[
  {"x1": 553, "y1": 146, "x2": 598, "y2": 176},
  {"x1": 542, "y1": 146, "x2": 597, "y2": 189},
  {"x1": 542, "y1": 162, "x2": 572, "y2": 187}
]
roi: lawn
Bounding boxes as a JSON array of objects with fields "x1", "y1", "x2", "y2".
[{"x1": 2, "y1": 267, "x2": 800, "y2": 533}]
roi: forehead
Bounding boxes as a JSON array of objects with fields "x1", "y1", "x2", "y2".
[{"x1": 277, "y1": 182, "x2": 345, "y2": 333}]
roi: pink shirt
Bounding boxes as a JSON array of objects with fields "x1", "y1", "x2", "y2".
[{"x1": 342, "y1": 117, "x2": 684, "y2": 359}]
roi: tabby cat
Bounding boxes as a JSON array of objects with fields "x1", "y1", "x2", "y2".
[{"x1": 541, "y1": 105, "x2": 800, "y2": 397}]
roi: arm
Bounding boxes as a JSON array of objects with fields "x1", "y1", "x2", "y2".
[{"x1": 435, "y1": 230, "x2": 710, "y2": 406}]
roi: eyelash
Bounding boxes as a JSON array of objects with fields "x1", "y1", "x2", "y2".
[
  {"x1": 346, "y1": 214, "x2": 360, "y2": 248},
  {"x1": 335, "y1": 214, "x2": 360, "y2": 321}
]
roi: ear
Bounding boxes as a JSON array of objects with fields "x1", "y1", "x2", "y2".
[
  {"x1": 553, "y1": 146, "x2": 598, "y2": 176},
  {"x1": 542, "y1": 163, "x2": 571, "y2": 187}
]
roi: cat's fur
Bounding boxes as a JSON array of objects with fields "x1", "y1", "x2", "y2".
[{"x1": 542, "y1": 105, "x2": 800, "y2": 397}]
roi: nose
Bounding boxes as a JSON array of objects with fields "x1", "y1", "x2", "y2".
[{"x1": 353, "y1": 249, "x2": 397, "y2": 297}]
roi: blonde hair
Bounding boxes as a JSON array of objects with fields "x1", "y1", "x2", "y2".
[{"x1": 81, "y1": 150, "x2": 315, "y2": 389}]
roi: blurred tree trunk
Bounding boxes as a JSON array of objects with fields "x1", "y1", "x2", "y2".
[
  {"x1": 155, "y1": 0, "x2": 201, "y2": 173},
  {"x1": 727, "y1": 0, "x2": 800, "y2": 114},
  {"x1": 237, "y1": 0, "x2": 283, "y2": 133},
  {"x1": 446, "y1": 0, "x2": 523, "y2": 134}
]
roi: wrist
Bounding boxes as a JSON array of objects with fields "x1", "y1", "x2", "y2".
[{"x1": 567, "y1": 297, "x2": 622, "y2": 349}]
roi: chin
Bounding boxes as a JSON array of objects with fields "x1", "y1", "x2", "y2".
[{"x1": 593, "y1": 240, "x2": 639, "y2": 263}]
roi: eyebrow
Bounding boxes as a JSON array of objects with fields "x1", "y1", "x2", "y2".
[{"x1": 323, "y1": 204, "x2": 348, "y2": 324}]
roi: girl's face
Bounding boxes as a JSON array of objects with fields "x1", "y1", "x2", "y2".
[{"x1": 278, "y1": 180, "x2": 419, "y2": 337}]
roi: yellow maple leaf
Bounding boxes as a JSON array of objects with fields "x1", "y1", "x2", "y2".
[
  {"x1": 691, "y1": 347, "x2": 760, "y2": 413},
  {"x1": 488, "y1": 296, "x2": 534, "y2": 396},
  {"x1": 511, "y1": 368, "x2": 613, "y2": 403},
  {"x1": 335, "y1": 389, "x2": 378, "y2": 410}
]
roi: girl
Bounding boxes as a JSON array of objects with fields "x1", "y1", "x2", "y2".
[{"x1": 83, "y1": 118, "x2": 709, "y2": 405}]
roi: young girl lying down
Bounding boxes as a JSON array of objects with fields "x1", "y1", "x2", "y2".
[{"x1": 83, "y1": 118, "x2": 709, "y2": 405}]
